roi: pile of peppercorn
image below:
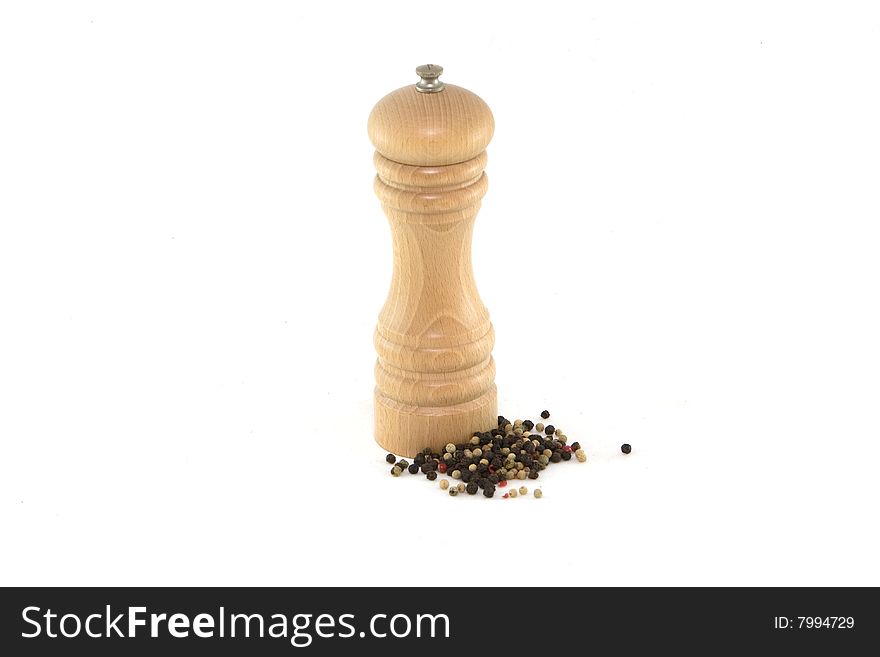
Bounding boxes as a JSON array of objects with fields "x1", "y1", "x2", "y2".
[{"x1": 386, "y1": 410, "x2": 589, "y2": 498}]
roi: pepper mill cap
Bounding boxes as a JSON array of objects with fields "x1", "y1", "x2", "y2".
[{"x1": 368, "y1": 65, "x2": 494, "y2": 167}]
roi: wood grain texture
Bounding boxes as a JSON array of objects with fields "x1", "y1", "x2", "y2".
[
  {"x1": 369, "y1": 82, "x2": 497, "y2": 456},
  {"x1": 368, "y1": 84, "x2": 494, "y2": 167}
]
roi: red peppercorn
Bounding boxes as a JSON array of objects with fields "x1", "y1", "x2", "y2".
[
  {"x1": 498, "y1": 479, "x2": 507, "y2": 488},
  {"x1": 562, "y1": 445, "x2": 572, "y2": 453},
  {"x1": 502, "y1": 493, "x2": 510, "y2": 499},
  {"x1": 438, "y1": 462, "x2": 447, "y2": 473},
  {"x1": 488, "y1": 465, "x2": 495, "y2": 474}
]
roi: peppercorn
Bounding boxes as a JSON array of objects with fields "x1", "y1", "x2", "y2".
[
  {"x1": 451, "y1": 469, "x2": 462, "y2": 480},
  {"x1": 522, "y1": 420, "x2": 534, "y2": 431},
  {"x1": 468, "y1": 464, "x2": 477, "y2": 472},
  {"x1": 528, "y1": 469, "x2": 539, "y2": 479},
  {"x1": 470, "y1": 435, "x2": 480, "y2": 446},
  {"x1": 445, "y1": 442, "x2": 456, "y2": 454},
  {"x1": 439, "y1": 479, "x2": 449, "y2": 490},
  {"x1": 534, "y1": 489, "x2": 543, "y2": 498},
  {"x1": 390, "y1": 466, "x2": 402, "y2": 477},
  {"x1": 621, "y1": 443, "x2": 632, "y2": 454},
  {"x1": 509, "y1": 488, "x2": 518, "y2": 498},
  {"x1": 516, "y1": 470, "x2": 527, "y2": 480},
  {"x1": 457, "y1": 482, "x2": 466, "y2": 493},
  {"x1": 483, "y1": 485, "x2": 495, "y2": 498},
  {"x1": 449, "y1": 488, "x2": 458, "y2": 497},
  {"x1": 408, "y1": 463, "x2": 420, "y2": 474},
  {"x1": 426, "y1": 470, "x2": 438, "y2": 481},
  {"x1": 466, "y1": 481, "x2": 478, "y2": 495},
  {"x1": 438, "y1": 462, "x2": 447, "y2": 474},
  {"x1": 518, "y1": 486, "x2": 528, "y2": 496},
  {"x1": 570, "y1": 442, "x2": 581, "y2": 451},
  {"x1": 540, "y1": 410, "x2": 550, "y2": 419},
  {"x1": 575, "y1": 449, "x2": 587, "y2": 463},
  {"x1": 498, "y1": 479, "x2": 507, "y2": 488},
  {"x1": 385, "y1": 453, "x2": 396, "y2": 464},
  {"x1": 535, "y1": 423, "x2": 544, "y2": 433},
  {"x1": 550, "y1": 452, "x2": 561, "y2": 463},
  {"x1": 545, "y1": 425, "x2": 555, "y2": 435},
  {"x1": 561, "y1": 451, "x2": 572, "y2": 462}
]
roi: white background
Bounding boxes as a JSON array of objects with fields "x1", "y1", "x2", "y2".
[{"x1": 1, "y1": 1, "x2": 878, "y2": 586}]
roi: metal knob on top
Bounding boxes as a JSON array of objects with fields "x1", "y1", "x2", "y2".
[{"x1": 415, "y1": 64, "x2": 445, "y2": 93}]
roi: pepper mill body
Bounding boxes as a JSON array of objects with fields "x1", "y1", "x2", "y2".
[{"x1": 368, "y1": 66, "x2": 497, "y2": 457}]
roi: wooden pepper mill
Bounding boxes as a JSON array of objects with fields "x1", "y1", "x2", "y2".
[{"x1": 368, "y1": 65, "x2": 497, "y2": 457}]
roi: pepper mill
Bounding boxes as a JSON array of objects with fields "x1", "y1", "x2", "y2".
[{"x1": 368, "y1": 65, "x2": 497, "y2": 457}]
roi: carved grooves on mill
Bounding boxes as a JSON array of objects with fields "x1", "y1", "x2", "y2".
[{"x1": 373, "y1": 150, "x2": 496, "y2": 414}]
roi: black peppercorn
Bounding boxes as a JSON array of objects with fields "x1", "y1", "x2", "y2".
[
  {"x1": 561, "y1": 450, "x2": 572, "y2": 461},
  {"x1": 522, "y1": 419, "x2": 534, "y2": 431},
  {"x1": 408, "y1": 463, "x2": 420, "y2": 474},
  {"x1": 528, "y1": 469, "x2": 539, "y2": 479},
  {"x1": 483, "y1": 485, "x2": 495, "y2": 498},
  {"x1": 570, "y1": 441, "x2": 581, "y2": 451},
  {"x1": 544, "y1": 425, "x2": 555, "y2": 435},
  {"x1": 413, "y1": 453, "x2": 426, "y2": 466},
  {"x1": 540, "y1": 410, "x2": 550, "y2": 419},
  {"x1": 550, "y1": 452, "x2": 562, "y2": 463},
  {"x1": 385, "y1": 453, "x2": 396, "y2": 464},
  {"x1": 621, "y1": 443, "x2": 632, "y2": 454},
  {"x1": 426, "y1": 470, "x2": 437, "y2": 481},
  {"x1": 466, "y1": 481, "x2": 478, "y2": 495}
]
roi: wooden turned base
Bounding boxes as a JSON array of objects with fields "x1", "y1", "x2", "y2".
[{"x1": 374, "y1": 384, "x2": 497, "y2": 457}]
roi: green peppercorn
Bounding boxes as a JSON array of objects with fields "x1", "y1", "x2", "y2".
[
  {"x1": 439, "y1": 479, "x2": 449, "y2": 490},
  {"x1": 570, "y1": 441, "x2": 581, "y2": 451},
  {"x1": 534, "y1": 489, "x2": 543, "y2": 498},
  {"x1": 539, "y1": 455, "x2": 550, "y2": 466},
  {"x1": 390, "y1": 466, "x2": 402, "y2": 477},
  {"x1": 385, "y1": 453, "x2": 396, "y2": 464},
  {"x1": 449, "y1": 488, "x2": 458, "y2": 497}
]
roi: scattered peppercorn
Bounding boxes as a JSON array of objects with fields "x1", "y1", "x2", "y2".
[
  {"x1": 449, "y1": 488, "x2": 458, "y2": 497},
  {"x1": 407, "y1": 463, "x2": 419, "y2": 474},
  {"x1": 385, "y1": 453, "x2": 396, "y2": 464},
  {"x1": 390, "y1": 466, "x2": 402, "y2": 477},
  {"x1": 575, "y1": 449, "x2": 587, "y2": 462},
  {"x1": 534, "y1": 489, "x2": 543, "y2": 498},
  {"x1": 439, "y1": 479, "x2": 449, "y2": 490},
  {"x1": 522, "y1": 420, "x2": 534, "y2": 431},
  {"x1": 426, "y1": 470, "x2": 438, "y2": 481},
  {"x1": 519, "y1": 486, "x2": 528, "y2": 496},
  {"x1": 544, "y1": 425, "x2": 555, "y2": 435},
  {"x1": 621, "y1": 443, "x2": 632, "y2": 454},
  {"x1": 509, "y1": 488, "x2": 518, "y2": 498},
  {"x1": 535, "y1": 422, "x2": 544, "y2": 432},
  {"x1": 540, "y1": 410, "x2": 550, "y2": 419}
]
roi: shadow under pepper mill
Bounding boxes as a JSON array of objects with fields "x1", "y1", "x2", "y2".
[{"x1": 368, "y1": 65, "x2": 497, "y2": 457}]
